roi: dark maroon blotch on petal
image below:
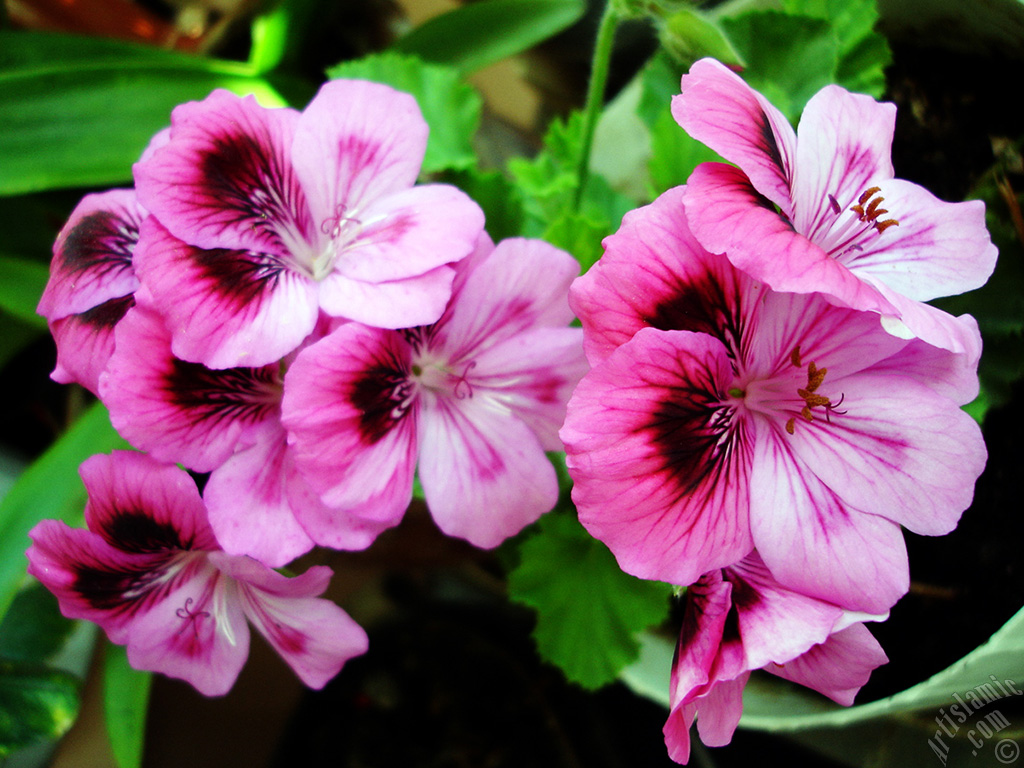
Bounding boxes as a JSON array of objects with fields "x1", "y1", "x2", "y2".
[
  {"x1": 643, "y1": 270, "x2": 743, "y2": 358},
  {"x1": 104, "y1": 511, "x2": 191, "y2": 553},
  {"x1": 74, "y1": 558, "x2": 171, "y2": 611},
  {"x1": 191, "y1": 247, "x2": 286, "y2": 312},
  {"x1": 77, "y1": 294, "x2": 136, "y2": 329},
  {"x1": 61, "y1": 211, "x2": 138, "y2": 275},
  {"x1": 164, "y1": 359, "x2": 280, "y2": 428},
  {"x1": 350, "y1": 365, "x2": 413, "y2": 445}
]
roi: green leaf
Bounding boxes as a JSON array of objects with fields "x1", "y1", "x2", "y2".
[
  {"x1": 0, "y1": 583, "x2": 76, "y2": 664},
  {"x1": 327, "y1": 52, "x2": 483, "y2": 175},
  {"x1": 0, "y1": 255, "x2": 48, "y2": 328},
  {"x1": 103, "y1": 643, "x2": 151, "y2": 768},
  {"x1": 508, "y1": 512, "x2": 671, "y2": 689},
  {"x1": 0, "y1": 313, "x2": 44, "y2": 371},
  {"x1": 648, "y1": 109, "x2": 723, "y2": 196},
  {"x1": 541, "y1": 211, "x2": 608, "y2": 272},
  {"x1": 0, "y1": 31, "x2": 285, "y2": 195},
  {"x1": 442, "y1": 167, "x2": 525, "y2": 243},
  {"x1": 720, "y1": 11, "x2": 839, "y2": 121},
  {"x1": 393, "y1": 0, "x2": 586, "y2": 74},
  {"x1": 0, "y1": 401, "x2": 129, "y2": 623},
  {"x1": 0, "y1": 661, "x2": 81, "y2": 758},
  {"x1": 661, "y1": 7, "x2": 744, "y2": 67}
]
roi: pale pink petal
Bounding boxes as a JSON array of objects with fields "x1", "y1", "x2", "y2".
[
  {"x1": 866, "y1": 326, "x2": 981, "y2": 405},
  {"x1": 562, "y1": 329, "x2": 753, "y2": 584},
  {"x1": 570, "y1": 186, "x2": 750, "y2": 367},
  {"x1": 203, "y1": 430, "x2": 318, "y2": 567},
  {"x1": 134, "y1": 90, "x2": 313, "y2": 258},
  {"x1": 100, "y1": 305, "x2": 283, "y2": 472},
  {"x1": 126, "y1": 565, "x2": 250, "y2": 697},
  {"x1": 765, "y1": 622, "x2": 888, "y2": 706},
  {"x1": 747, "y1": 425, "x2": 909, "y2": 614},
  {"x1": 318, "y1": 264, "x2": 456, "y2": 329},
  {"x1": 786, "y1": 372, "x2": 986, "y2": 535},
  {"x1": 417, "y1": 392, "x2": 558, "y2": 548},
  {"x1": 220, "y1": 560, "x2": 368, "y2": 689},
  {"x1": 48, "y1": 295, "x2": 135, "y2": 395},
  {"x1": 435, "y1": 237, "x2": 580, "y2": 359},
  {"x1": 470, "y1": 327, "x2": 587, "y2": 451},
  {"x1": 789, "y1": 85, "x2": 895, "y2": 239},
  {"x1": 682, "y1": 163, "x2": 898, "y2": 317},
  {"x1": 291, "y1": 79, "x2": 428, "y2": 233},
  {"x1": 282, "y1": 324, "x2": 417, "y2": 524},
  {"x1": 334, "y1": 184, "x2": 483, "y2": 284},
  {"x1": 673, "y1": 58, "x2": 797, "y2": 215},
  {"x1": 38, "y1": 189, "x2": 143, "y2": 320},
  {"x1": 133, "y1": 218, "x2": 319, "y2": 368},
  {"x1": 694, "y1": 673, "x2": 748, "y2": 747}
]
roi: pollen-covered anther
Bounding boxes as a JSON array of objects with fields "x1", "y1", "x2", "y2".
[
  {"x1": 850, "y1": 186, "x2": 899, "y2": 233},
  {"x1": 786, "y1": 357, "x2": 845, "y2": 434}
]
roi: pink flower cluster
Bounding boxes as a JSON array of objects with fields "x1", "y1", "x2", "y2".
[
  {"x1": 560, "y1": 59, "x2": 995, "y2": 762},
  {"x1": 30, "y1": 80, "x2": 586, "y2": 694}
]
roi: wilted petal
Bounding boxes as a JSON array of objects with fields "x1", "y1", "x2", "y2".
[
  {"x1": 133, "y1": 218, "x2": 319, "y2": 368},
  {"x1": 673, "y1": 58, "x2": 797, "y2": 214}
]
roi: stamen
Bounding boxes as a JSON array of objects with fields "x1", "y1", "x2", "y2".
[
  {"x1": 785, "y1": 358, "x2": 846, "y2": 434},
  {"x1": 790, "y1": 346, "x2": 802, "y2": 368},
  {"x1": 175, "y1": 596, "x2": 211, "y2": 639},
  {"x1": 452, "y1": 361, "x2": 477, "y2": 400},
  {"x1": 858, "y1": 187, "x2": 881, "y2": 206},
  {"x1": 827, "y1": 194, "x2": 841, "y2": 214}
]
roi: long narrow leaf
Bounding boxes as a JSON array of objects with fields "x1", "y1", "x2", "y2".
[{"x1": 103, "y1": 643, "x2": 151, "y2": 768}]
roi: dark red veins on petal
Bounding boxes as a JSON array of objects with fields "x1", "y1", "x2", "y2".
[
  {"x1": 61, "y1": 210, "x2": 138, "y2": 276},
  {"x1": 200, "y1": 129, "x2": 311, "y2": 250},
  {"x1": 191, "y1": 247, "x2": 287, "y2": 312},
  {"x1": 102, "y1": 510, "x2": 192, "y2": 553},
  {"x1": 643, "y1": 269, "x2": 745, "y2": 359},
  {"x1": 351, "y1": 365, "x2": 414, "y2": 445},
  {"x1": 74, "y1": 556, "x2": 175, "y2": 612},
  {"x1": 165, "y1": 360, "x2": 281, "y2": 428}
]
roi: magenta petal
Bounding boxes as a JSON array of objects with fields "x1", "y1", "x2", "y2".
[
  {"x1": 694, "y1": 673, "x2": 748, "y2": 747},
  {"x1": 203, "y1": 431, "x2": 318, "y2": 567},
  {"x1": 673, "y1": 58, "x2": 797, "y2": 215},
  {"x1": 417, "y1": 393, "x2": 558, "y2": 548},
  {"x1": 765, "y1": 623, "x2": 888, "y2": 706},
  {"x1": 101, "y1": 305, "x2": 283, "y2": 472},
  {"x1": 282, "y1": 324, "x2": 417, "y2": 524},
  {"x1": 126, "y1": 566, "x2": 250, "y2": 697},
  {"x1": 38, "y1": 189, "x2": 143, "y2": 321},
  {"x1": 562, "y1": 328, "x2": 754, "y2": 584},
  {"x1": 133, "y1": 218, "x2": 319, "y2": 368},
  {"x1": 291, "y1": 79, "x2": 428, "y2": 234},
  {"x1": 134, "y1": 90, "x2": 312, "y2": 257},
  {"x1": 48, "y1": 295, "x2": 135, "y2": 395},
  {"x1": 868, "y1": 278, "x2": 985, "y2": 359},
  {"x1": 748, "y1": 426, "x2": 909, "y2": 614}
]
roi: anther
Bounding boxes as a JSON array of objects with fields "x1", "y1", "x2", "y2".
[
  {"x1": 790, "y1": 346, "x2": 802, "y2": 368},
  {"x1": 828, "y1": 195, "x2": 841, "y2": 214}
]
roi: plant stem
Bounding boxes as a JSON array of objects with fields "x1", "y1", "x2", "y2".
[{"x1": 574, "y1": 0, "x2": 622, "y2": 212}]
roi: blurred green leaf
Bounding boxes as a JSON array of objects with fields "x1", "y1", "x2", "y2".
[
  {"x1": 661, "y1": 7, "x2": 744, "y2": 67},
  {"x1": 0, "y1": 256, "x2": 48, "y2": 328},
  {"x1": 0, "y1": 402, "x2": 128, "y2": 623},
  {"x1": 327, "y1": 52, "x2": 483, "y2": 174},
  {"x1": 541, "y1": 211, "x2": 608, "y2": 272},
  {"x1": 0, "y1": 314, "x2": 44, "y2": 371},
  {"x1": 0, "y1": 661, "x2": 80, "y2": 758},
  {"x1": 104, "y1": 643, "x2": 151, "y2": 768},
  {"x1": 393, "y1": 0, "x2": 586, "y2": 73},
  {"x1": 508, "y1": 512, "x2": 671, "y2": 689},
  {"x1": 0, "y1": 583, "x2": 76, "y2": 664},
  {"x1": 0, "y1": 31, "x2": 285, "y2": 195},
  {"x1": 442, "y1": 168, "x2": 525, "y2": 243}
]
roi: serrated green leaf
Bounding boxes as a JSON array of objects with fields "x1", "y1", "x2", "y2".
[
  {"x1": 442, "y1": 168, "x2": 525, "y2": 243},
  {"x1": 0, "y1": 31, "x2": 285, "y2": 195},
  {"x1": 508, "y1": 512, "x2": 671, "y2": 689},
  {"x1": 0, "y1": 583, "x2": 76, "y2": 664},
  {"x1": 103, "y1": 643, "x2": 151, "y2": 768},
  {"x1": 327, "y1": 52, "x2": 483, "y2": 175},
  {"x1": 0, "y1": 661, "x2": 81, "y2": 758},
  {"x1": 648, "y1": 108, "x2": 723, "y2": 196},
  {"x1": 393, "y1": 0, "x2": 586, "y2": 74},
  {"x1": 720, "y1": 11, "x2": 839, "y2": 122},
  {"x1": 541, "y1": 211, "x2": 608, "y2": 272},
  {"x1": 0, "y1": 255, "x2": 48, "y2": 328},
  {"x1": 0, "y1": 402, "x2": 129, "y2": 623}
]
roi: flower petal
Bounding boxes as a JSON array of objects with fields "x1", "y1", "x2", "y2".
[
  {"x1": 318, "y1": 264, "x2": 456, "y2": 329},
  {"x1": 673, "y1": 58, "x2": 797, "y2": 215},
  {"x1": 134, "y1": 90, "x2": 312, "y2": 258},
  {"x1": 417, "y1": 391, "x2": 558, "y2": 548},
  {"x1": 37, "y1": 189, "x2": 143, "y2": 320},
  {"x1": 48, "y1": 295, "x2": 135, "y2": 395},
  {"x1": 562, "y1": 328, "x2": 753, "y2": 584},
  {"x1": 133, "y1": 218, "x2": 319, "y2": 368}
]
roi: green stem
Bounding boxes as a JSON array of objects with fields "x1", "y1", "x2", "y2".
[{"x1": 574, "y1": 0, "x2": 622, "y2": 212}]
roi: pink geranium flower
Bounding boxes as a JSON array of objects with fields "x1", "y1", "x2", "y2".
[
  {"x1": 36, "y1": 189, "x2": 146, "y2": 393},
  {"x1": 132, "y1": 80, "x2": 485, "y2": 369},
  {"x1": 671, "y1": 58, "x2": 997, "y2": 356},
  {"x1": 281, "y1": 237, "x2": 588, "y2": 549},
  {"x1": 664, "y1": 552, "x2": 887, "y2": 764},
  {"x1": 561, "y1": 187, "x2": 986, "y2": 613},
  {"x1": 27, "y1": 451, "x2": 368, "y2": 696}
]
